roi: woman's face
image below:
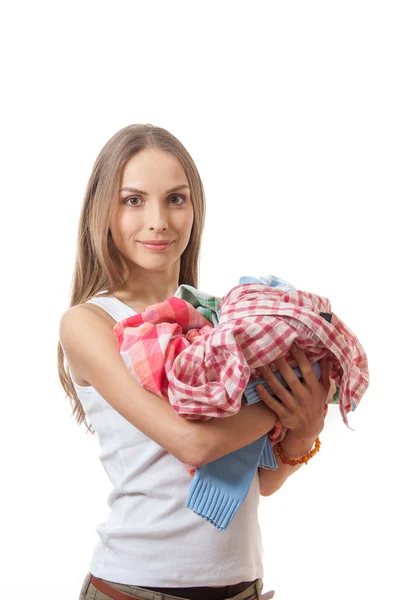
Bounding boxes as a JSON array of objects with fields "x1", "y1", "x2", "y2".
[{"x1": 110, "y1": 148, "x2": 194, "y2": 276}]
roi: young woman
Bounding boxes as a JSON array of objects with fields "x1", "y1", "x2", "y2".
[{"x1": 58, "y1": 124, "x2": 330, "y2": 600}]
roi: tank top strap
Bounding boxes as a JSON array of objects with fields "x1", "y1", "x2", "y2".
[{"x1": 86, "y1": 294, "x2": 137, "y2": 322}]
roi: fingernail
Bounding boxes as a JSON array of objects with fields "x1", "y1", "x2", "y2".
[{"x1": 291, "y1": 342, "x2": 298, "y2": 352}]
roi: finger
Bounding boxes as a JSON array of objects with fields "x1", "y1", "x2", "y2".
[
  {"x1": 290, "y1": 344, "x2": 319, "y2": 388},
  {"x1": 326, "y1": 377, "x2": 337, "y2": 403},
  {"x1": 258, "y1": 364, "x2": 298, "y2": 412},
  {"x1": 255, "y1": 381, "x2": 289, "y2": 419},
  {"x1": 319, "y1": 355, "x2": 329, "y2": 390},
  {"x1": 273, "y1": 356, "x2": 307, "y2": 398},
  {"x1": 316, "y1": 355, "x2": 335, "y2": 405}
]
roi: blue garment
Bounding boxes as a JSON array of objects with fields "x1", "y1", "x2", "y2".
[
  {"x1": 187, "y1": 435, "x2": 276, "y2": 531},
  {"x1": 239, "y1": 274, "x2": 296, "y2": 292}
]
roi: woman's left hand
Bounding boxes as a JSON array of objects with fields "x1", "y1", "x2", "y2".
[{"x1": 256, "y1": 344, "x2": 332, "y2": 443}]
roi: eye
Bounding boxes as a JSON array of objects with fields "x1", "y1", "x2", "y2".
[
  {"x1": 125, "y1": 196, "x2": 143, "y2": 207},
  {"x1": 169, "y1": 194, "x2": 186, "y2": 205}
]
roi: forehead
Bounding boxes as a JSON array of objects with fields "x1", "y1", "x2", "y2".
[{"x1": 120, "y1": 148, "x2": 188, "y2": 188}]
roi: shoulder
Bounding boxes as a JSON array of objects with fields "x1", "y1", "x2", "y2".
[
  {"x1": 60, "y1": 301, "x2": 115, "y2": 336},
  {"x1": 59, "y1": 303, "x2": 116, "y2": 355},
  {"x1": 59, "y1": 302, "x2": 118, "y2": 384}
]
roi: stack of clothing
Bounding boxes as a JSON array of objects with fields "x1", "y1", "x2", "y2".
[{"x1": 113, "y1": 275, "x2": 369, "y2": 530}]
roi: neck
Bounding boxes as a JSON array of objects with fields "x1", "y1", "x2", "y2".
[{"x1": 116, "y1": 265, "x2": 180, "y2": 306}]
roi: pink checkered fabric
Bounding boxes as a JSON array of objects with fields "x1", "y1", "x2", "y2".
[
  {"x1": 113, "y1": 297, "x2": 213, "y2": 401},
  {"x1": 114, "y1": 284, "x2": 369, "y2": 427}
]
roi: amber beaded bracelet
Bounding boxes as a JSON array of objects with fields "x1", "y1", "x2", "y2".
[{"x1": 275, "y1": 436, "x2": 321, "y2": 466}]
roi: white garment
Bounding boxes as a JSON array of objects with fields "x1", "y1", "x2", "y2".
[{"x1": 71, "y1": 292, "x2": 264, "y2": 586}]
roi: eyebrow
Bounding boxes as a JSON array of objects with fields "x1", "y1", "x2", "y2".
[{"x1": 119, "y1": 184, "x2": 190, "y2": 195}]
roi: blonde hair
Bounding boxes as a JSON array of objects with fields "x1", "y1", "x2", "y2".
[{"x1": 57, "y1": 124, "x2": 206, "y2": 434}]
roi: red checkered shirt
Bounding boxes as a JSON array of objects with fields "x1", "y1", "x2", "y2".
[{"x1": 114, "y1": 283, "x2": 368, "y2": 427}]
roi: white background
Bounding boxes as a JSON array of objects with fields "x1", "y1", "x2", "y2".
[{"x1": 1, "y1": 2, "x2": 399, "y2": 599}]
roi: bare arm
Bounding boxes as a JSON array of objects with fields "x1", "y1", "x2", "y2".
[{"x1": 59, "y1": 305, "x2": 278, "y2": 468}]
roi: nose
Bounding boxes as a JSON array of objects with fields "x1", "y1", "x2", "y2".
[{"x1": 145, "y1": 203, "x2": 169, "y2": 232}]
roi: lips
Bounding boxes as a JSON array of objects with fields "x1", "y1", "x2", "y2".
[
  {"x1": 138, "y1": 240, "x2": 174, "y2": 252},
  {"x1": 139, "y1": 240, "x2": 174, "y2": 245}
]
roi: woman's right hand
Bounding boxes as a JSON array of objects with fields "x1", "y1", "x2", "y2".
[{"x1": 256, "y1": 345, "x2": 331, "y2": 445}]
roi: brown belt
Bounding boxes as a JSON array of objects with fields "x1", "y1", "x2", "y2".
[
  {"x1": 90, "y1": 576, "x2": 143, "y2": 600},
  {"x1": 89, "y1": 575, "x2": 259, "y2": 600}
]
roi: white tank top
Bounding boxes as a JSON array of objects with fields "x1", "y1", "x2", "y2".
[{"x1": 71, "y1": 292, "x2": 264, "y2": 586}]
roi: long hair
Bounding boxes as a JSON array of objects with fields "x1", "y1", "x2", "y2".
[{"x1": 57, "y1": 124, "x2": 206, "y2": 434}]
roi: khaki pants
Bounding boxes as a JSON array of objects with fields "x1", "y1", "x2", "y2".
[{"x1": 79, "y1": 573, "x2": 275, "y2": 600}]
